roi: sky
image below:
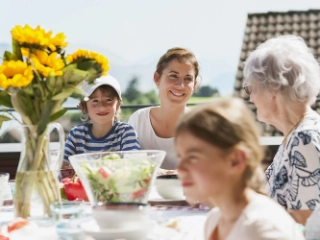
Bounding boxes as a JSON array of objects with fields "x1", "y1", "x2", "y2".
[{"x1": 1, "y1": 0, "x2": 320, "y2": 95}]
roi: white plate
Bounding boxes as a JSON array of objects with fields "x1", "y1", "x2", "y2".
[
  {"x1": 80, "y1": 219, "x2": 155, "y2": 240},
  {"x1": 149, "y1": 197, "x2": 186, "y2": 202},
  {"x1": 148, "y1": 188, "x2": 186, "y2": 202}
]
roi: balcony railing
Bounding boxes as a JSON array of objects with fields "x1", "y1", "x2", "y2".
[{"x1": 2, "y1": 99, "x2": 317, "y2": 179}]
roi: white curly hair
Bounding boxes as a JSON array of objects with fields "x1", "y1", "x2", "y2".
[{"x1": 243, "y1": 35, "x2": 320, "y2": 104}]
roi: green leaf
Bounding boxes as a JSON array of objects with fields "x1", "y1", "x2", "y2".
[
  {"x1": 77, "y1": 59, "x2": 95, "y2": 71},
  {"x1": 14, "y1": 91, "x2": 35, "y2": 121},
  {"x1": 24, "y1": 95, "x2": 35, "y2": 119},
  {"x1": 62, "y1": 63, "x2": 77, "y2": 73},
  {"x1": 23, "y1": 83, "x2": 34, "y2": 95},
  {"x1": 52, "y1": 88, "x2": 75, "y2": 101},
  {"x1": 67, "y1": 69, "x2": 88, "y2": 84},
  {"x1": 37, "y1": 100, "x2": 53, "y2": 135},
  {"x1": 0, "y1": 115, "x2": 12, "y2": 130},
  {"x1": 0, "y1": 115, "x2": 12, "y2": 121},
  {"x1": 70, "y1": 93, "x2": 85, "y2": 101},
  {"x1": 62, "y1": 69, "x2": 74, "y2": 82},
  {"x1": 12, "y1": 38, "x2": 22, "y2": 61},
  {"x1": 3, "y1": 51, "x2": 13, "y2": 61},
  {"x1": 33, "y1": 82, "x2": 45, "y2": 99},
  {"x1": 53, "y1": 76, "x2": 64, "y2": 93},
  {"x1": 46, "y1": 74, "x2": 56, "y2": 91},
  {"x1": 50, "y1": 108, "x2": 67, "y2": 122},
  {"x1": 66, "y1": 85, "x2": 84, "y2": 95},
  {"x1": 0, "y1": 91, "x2": 13, "y2": 108}
]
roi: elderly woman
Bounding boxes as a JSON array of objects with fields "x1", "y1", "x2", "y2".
[{"x1": 243, "y1": 35, "x2": 320, "y2": 225}]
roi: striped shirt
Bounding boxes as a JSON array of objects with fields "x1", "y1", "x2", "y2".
[{"x1": 64, "y1": 121, "x2": 141, "y2": 163}]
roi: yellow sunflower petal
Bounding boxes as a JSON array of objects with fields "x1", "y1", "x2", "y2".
[
  {"x1": 11, "y1": 24, "x2": 67, "y2": 51},
  {"x1": 0, "y1": 60, "x2": 34, "y2": 89}
]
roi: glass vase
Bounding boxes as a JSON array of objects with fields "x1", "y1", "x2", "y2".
[{"x1": 14, "y1": 123, "x2": 65, "y2": 219}]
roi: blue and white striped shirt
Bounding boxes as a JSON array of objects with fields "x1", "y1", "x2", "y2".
[{"x1": 64, "y1": 121, "x2": 141, "y2": 163}]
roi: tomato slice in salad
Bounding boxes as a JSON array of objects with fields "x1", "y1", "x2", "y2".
[
  {"x1": 131, "y1": 187, "x2": 147, "y2": 200},
  {"x1": 143, "y1": 177, "x2": 151, "y2": 184},
  {"x1": 98, "y1": 167, "x2": 112, "y2": 178}
]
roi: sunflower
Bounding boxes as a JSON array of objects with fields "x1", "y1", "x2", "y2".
[
  {"x1": 66, "y1": 49, "x2": 110, "y2": 75},
  {"x1": 11, "y1": 24, "x2": 68, "y2": 52},
  {"x1": 0, "y1": 60, "x2": 34, "y2": 89},
  {"x1": 29, "y1": 51, "x2": 65, "y2": 77},
  {"x1": 49, "y1": 32, "x2": 68, "y2": 51},
  {"x1": 21, "y1": 48, "x2": 30, "y2": 57}
]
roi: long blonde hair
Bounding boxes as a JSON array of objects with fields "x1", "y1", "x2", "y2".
[{"x1": 175, "y1": 98, "x2": 266, "y2": 194}]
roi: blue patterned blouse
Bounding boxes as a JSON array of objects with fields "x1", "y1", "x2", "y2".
[{"x1": 266, "y1": 111, "x2": 320, "y2": 210}]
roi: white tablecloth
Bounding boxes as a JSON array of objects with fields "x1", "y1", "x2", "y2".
[{"x1": 0, "y1": 188, "x2": 209, "y2": 240}]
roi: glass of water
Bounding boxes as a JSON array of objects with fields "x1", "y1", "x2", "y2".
[{"x1": 50, "y1": 200, "x2": 87, "y2": 239}]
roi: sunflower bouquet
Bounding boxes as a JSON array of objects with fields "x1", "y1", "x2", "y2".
[{"x1": 0, "y1": 24, "x2": 109, "y2": 218}]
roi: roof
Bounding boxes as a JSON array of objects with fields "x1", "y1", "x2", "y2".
[{"x1": 233, "y1": 9, "x2": 320, "y2": 136}]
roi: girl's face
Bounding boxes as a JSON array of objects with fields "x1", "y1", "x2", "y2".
[
  {"x1": 175, "y1": 130, "x2": 234, "y2": 204},
  {"x1": 154, "y1": 59, "x2": 196, "y2": 106},
  {"x1": 85, "y1": 88, "x2": 119, "y2": 126}
]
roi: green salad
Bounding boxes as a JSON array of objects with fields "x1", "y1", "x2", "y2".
[{"x1": 81, "y1": 154, "x2": 155, "y2": 203}]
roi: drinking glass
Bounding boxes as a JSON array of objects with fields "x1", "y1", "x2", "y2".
[{"x1": 50, "y1": 201, "x2": 87, "y2": 239}]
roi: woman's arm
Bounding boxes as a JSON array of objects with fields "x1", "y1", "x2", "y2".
[
  {"x1": 285, "y1": 130, "x2": 320, "y2": 224},
  {"x1": 287, "y1": 209, "x2": 313, "y2": 225}
]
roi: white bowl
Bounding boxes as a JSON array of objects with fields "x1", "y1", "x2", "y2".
[
  {"x1": 155, "y1": 175, "x2": 185, "y2": 200},
  {"x1": 80, "y1": 218, "x2": 155, "y2": 240},
  {"x1": 92, "y1": 203, "x2": 149, "y2": 229}
]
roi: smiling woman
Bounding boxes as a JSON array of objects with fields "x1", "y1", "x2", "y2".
[{"x1": 128, "y1": 47, "x2": 201, "y2": 170}]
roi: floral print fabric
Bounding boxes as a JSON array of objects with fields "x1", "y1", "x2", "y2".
[{"x1": 266, "y1": 111, "x2": 320, "y2": 210}]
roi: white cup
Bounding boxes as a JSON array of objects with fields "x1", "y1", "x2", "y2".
[
  {"x1": 0, "y1": 173, "x2": 11, "y2": 201},
  {"x1": 155, "y1": 176, "x2": 185, "y2": 200}
]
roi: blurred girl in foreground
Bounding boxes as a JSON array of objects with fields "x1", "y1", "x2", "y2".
[{"x1": 175, "y1": 98, "x2": 304, "y2": 240}]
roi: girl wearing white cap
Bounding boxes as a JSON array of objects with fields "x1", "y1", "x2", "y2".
[{"x1": 63, "y1": 75, "x2": 140, "y2": 166}]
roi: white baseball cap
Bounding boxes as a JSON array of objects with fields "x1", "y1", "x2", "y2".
[{"x1": 81, "y1": 75, "x2": 122, "y2": 101}]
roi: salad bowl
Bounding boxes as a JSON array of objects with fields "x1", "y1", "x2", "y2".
[{"x1": 69, "y1": 150, "x2": 165, "y2": 206}]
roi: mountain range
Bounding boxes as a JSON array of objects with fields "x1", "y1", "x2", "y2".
[{"x1": 0, "y1": 43, "x2": 237, "y2": 96}]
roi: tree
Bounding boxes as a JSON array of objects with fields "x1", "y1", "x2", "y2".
[
  {"x1": 195, "y1": 85, "x2": 220, "y2": 97},
  {"x1": 123, "y1": 77, "x2": 141, "y2": 102},
  {"x1": 143, "y1": 90, "x2": 159, "y2": 104}
]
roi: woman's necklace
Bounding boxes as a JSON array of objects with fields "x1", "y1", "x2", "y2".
[{"x1": 282, "y1": 112, "x2": 309, "y2": 145}]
